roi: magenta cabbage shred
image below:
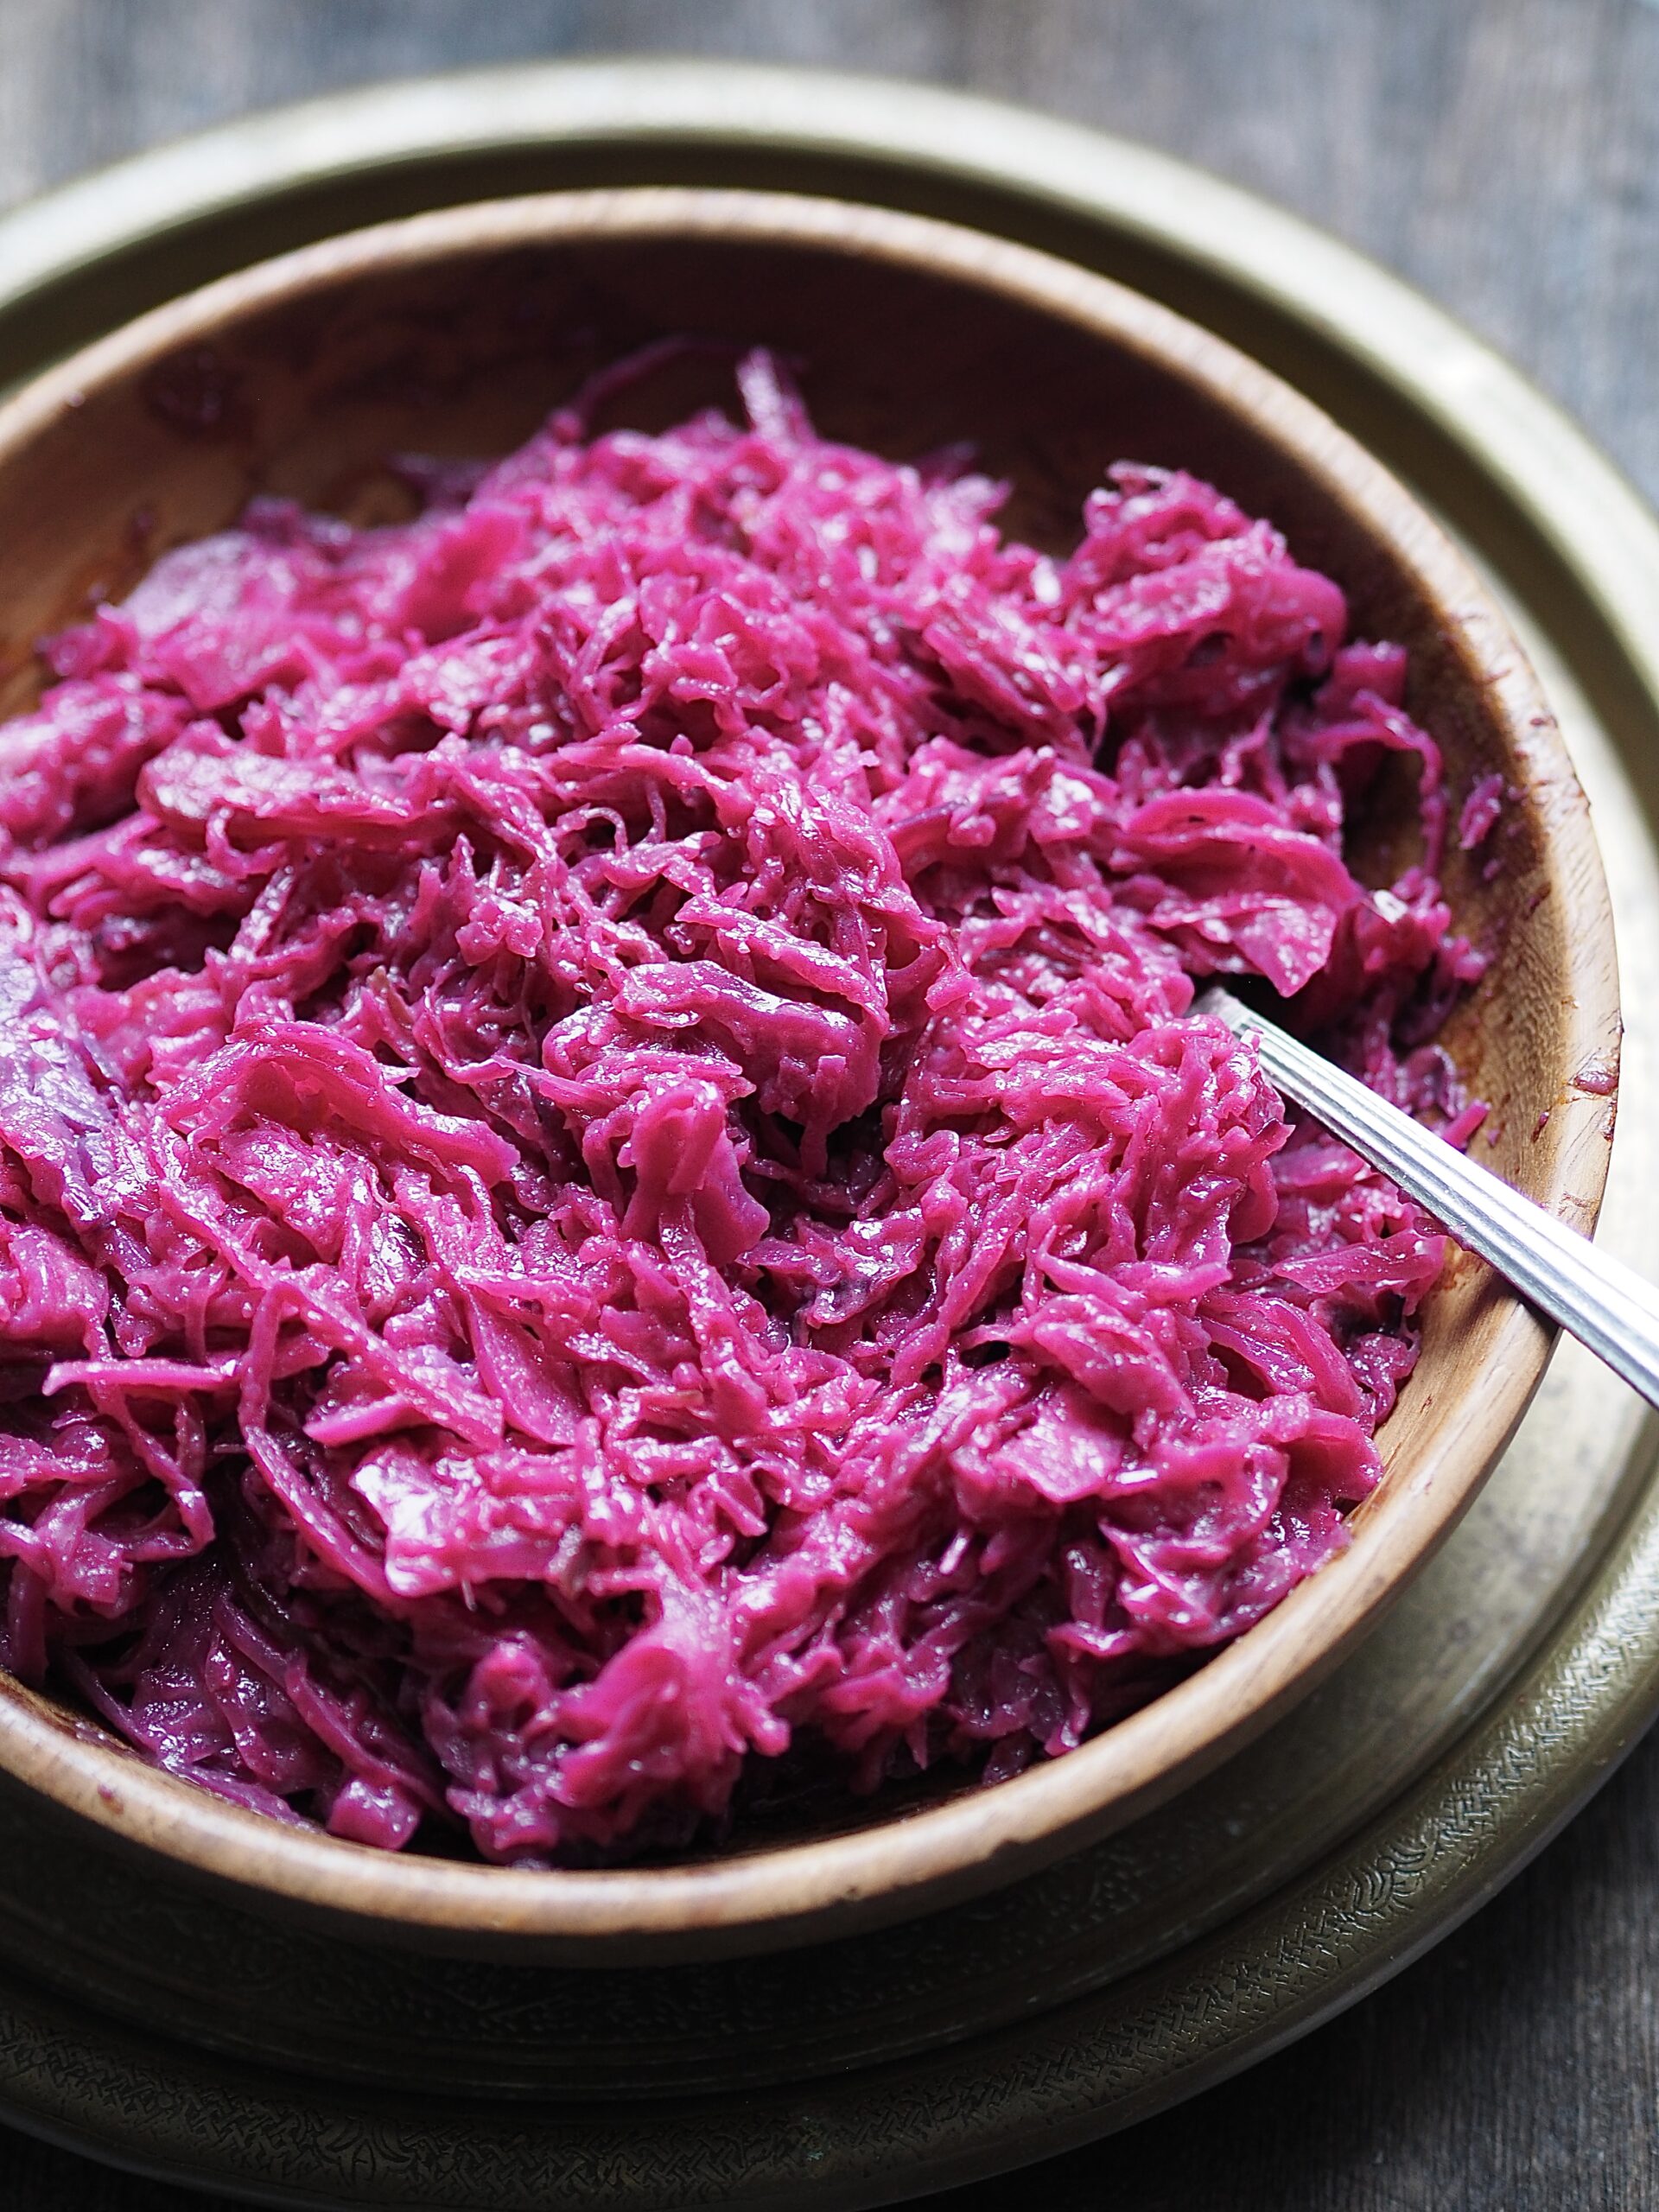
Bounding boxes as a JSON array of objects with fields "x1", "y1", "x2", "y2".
[{"x1": 0, "y1": 353, "x2": 1491, "y2": 1862}]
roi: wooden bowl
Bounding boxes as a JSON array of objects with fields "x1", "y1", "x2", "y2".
[{"x1": 0, "y1": 189, "x2": 1618, "y2": 1962}]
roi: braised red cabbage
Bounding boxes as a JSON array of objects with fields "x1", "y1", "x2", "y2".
[{"x1": 0, "y1": 353, "x2": 1485, "y2": 1860}]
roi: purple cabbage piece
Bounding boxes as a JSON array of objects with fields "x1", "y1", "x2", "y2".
[{"x1": 0, "y1": 352, "x2": 1486, "y2": 1860}]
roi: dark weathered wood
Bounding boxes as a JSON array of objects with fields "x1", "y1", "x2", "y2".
[
  {"x1": 6, "y1": 0, "x2": 1659, "y2": 509},
  {"x1": 1, "y1": 2, "x2": 1658, "y2": 2206}
]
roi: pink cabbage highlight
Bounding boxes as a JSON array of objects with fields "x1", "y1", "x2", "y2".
[{"x1": 0, "y1": 352, "x2": 1487, "y2": 1861}]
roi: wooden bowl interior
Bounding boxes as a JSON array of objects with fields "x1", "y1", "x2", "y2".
[{"x1": 0, "y1": 194, "x2": 1617, "y2": 1948}]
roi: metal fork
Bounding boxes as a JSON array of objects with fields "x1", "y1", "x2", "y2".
[{"x1": 1198, "y1": 986, "x2": 1659, "y2": 1410}]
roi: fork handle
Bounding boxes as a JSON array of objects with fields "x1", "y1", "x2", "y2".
[{"x1": 1201, "y1": 989, "x2": 1659, "y2": 1410}]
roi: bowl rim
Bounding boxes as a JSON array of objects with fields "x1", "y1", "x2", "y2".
[{"x1": 0, "y1": 184, "x2": 1620, "y2": 1959}]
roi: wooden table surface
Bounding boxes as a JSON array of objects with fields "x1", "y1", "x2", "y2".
[{"x1": 3, "y1": 3, "x2": 1659, "y2": 2207}]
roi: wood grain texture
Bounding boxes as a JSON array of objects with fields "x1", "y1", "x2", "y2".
[{"x1": 0, "y1": 1, "x2": 1656, "y2": 2207}]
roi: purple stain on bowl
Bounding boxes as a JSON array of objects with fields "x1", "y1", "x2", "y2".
[
  {"x1": 1572, "y1": 1056, "x2": 1618, "y2": 1098},
  {"x1": 140, "y1": 344, "x2": 251, "y2": 443}
]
